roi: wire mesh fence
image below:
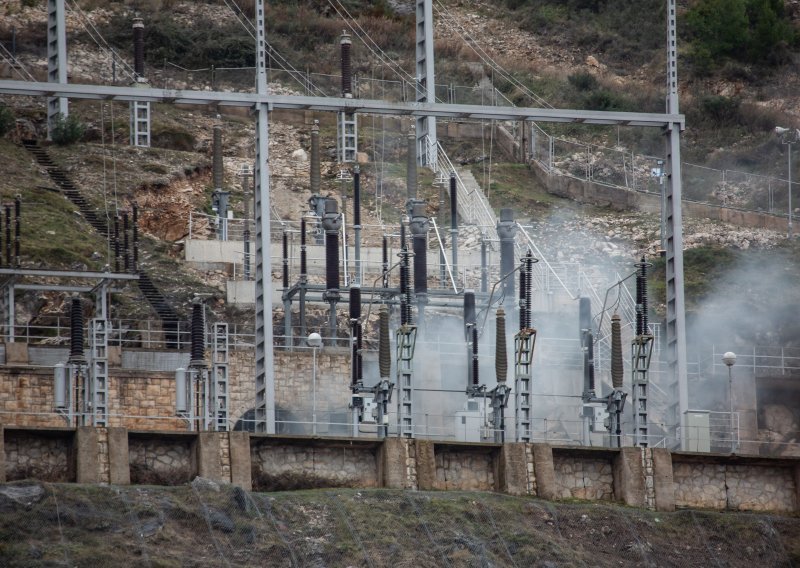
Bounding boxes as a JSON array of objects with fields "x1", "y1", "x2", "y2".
[{"x1": 1, "y1": 482, "x2": 798, "y2": 567}]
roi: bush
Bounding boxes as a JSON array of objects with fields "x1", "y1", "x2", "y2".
[
  {"x1": 50, "y1": 113, "x2": 86, "y2": 145},
  {"x1": 0, "y1": 105, "x2": 14, "y2": 137},
  {"x1": 568, "y1": 72, "x2": 598, "y2": 92}
]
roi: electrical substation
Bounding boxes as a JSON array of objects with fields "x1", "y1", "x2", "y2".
[{"x1": 2, "y1": 2, "x2": 800, "y2": 517}]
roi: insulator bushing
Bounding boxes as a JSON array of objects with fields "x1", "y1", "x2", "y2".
[
  {"x1": 322, "y1": 200, "x2": 342, "y2": 292},
  {"x1": 13, "y1": 196, "x2": 20, "y2": 267},
  {"x1": 379, "y1": 305, "x2": 391, "y2": 378},
  {"x1": 282, "y1": 231, "x2": 289, "y2": 289},
  {"x1": 212, "y1": 126, "x2": 223, "y2": 190},
  {"x1": 349, "y1": 285, "x2": 361, "y2": 321},
  {"x1": 113, "y1": 216, "x2": 120, "y2": 272},
  {"x1": 310, "y1": 121, "x2": 320, "y2": 194},
  {"x1": 519, "y1": 269, "x2": 527, "y2": 330},
  {"x1": 587, "y1": 329, "x2": 596, "y2": 393},
  {"x1": 399, "y1": 247, "x2": 412, "y2": 326},
  {"x1": 522, "y1": 250, "x2": 534, "y2": 329},
  {"x1": 132, "y1": 204, "x2": 139, "y2": 272},
  {"x1": 495, "y1": 307, "x2": 507, "y2": 383},
  {"x1": 472, "y1": 326, "x2": 479, "y2": 386},
  {"x1": 407, "y1": 130, "x2": 417, "y2": 200},
  {"x1": 340, "y1": 32, "x2": 352, "y2": 97},
  {"x1": 381, "y1": 235, "x2": 389, "y2": 288},
  {"x1": 123, "y1": 211, "x2": 130, "y2": 272},
  {"x1": 4, "y1": 205, "x2": 10, "y2": 267},
  {"x1": 611, "y1": 314, "x2": 624, "y2": 390},
  {"x1": 68, "y1": 297, "x2": 85, "y2": 364},
  {"x1": 300, "y1": 218, "x2": 308, "y2": 277},
  {"x1": 190, "y1": 301, "x2": 206, "y2": 367},
  {"x1": 132, "y1": 18, "x2": 145, "y2": 78},
  {"x1": 635, "y1": 256, "x2": 650, "y2": 336},
  {"x1": 463, "y1": 290, "x2": 476, "y2": 338},
  {"x1": 449, "y1": 173, "x2": 458, "y2": 231},
  {"x1": 497, "y1": 208, "x2": 517, "y2": 300},
  {"x1": 410, "y1": 201, "x2": 429, "y2": 297},
  {"x1": 353, "y1": 167, "x2": 361, "y2": 227}
]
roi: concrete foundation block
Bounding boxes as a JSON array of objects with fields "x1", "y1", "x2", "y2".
[
  {"x1": 499, "y1": 443, "x2": 530, "y2": 495},
  {"x1": 5, "y1": 343, "x2": 28, "y2": 364},
  {"x1": 416, "y1": 439, "x2": 436, "y2": 491},
  {"x1": 532, "y1": 444, "x2": 556, "y2": 500},
  {"x1": 613, "y1": 447, "x2": 645, "y2": 507},
  {"x1": 228, "y1": 431, "x2": 251, "y2": 490},
  {"x1": 108, "y1": 428, "x2": 130, "y2": 485},
  {"x1": 652, "y1": 448, "x2": 675, "y2": 512},
  {"x1": 196, "y1": 432, "x2": 223, "y2": 482},
  {"x1": 76, "y1": 427, "x2": 99, "y2": 484},
  {"x1": 381, "y1": 437, "x2": 411, "y2": 489},
  {"x1": 0, "y1": 425, "x2": 5, "y2": 483}
]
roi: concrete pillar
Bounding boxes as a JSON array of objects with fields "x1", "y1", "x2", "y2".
[
  {"x1": 499, "y1": 443, "x2": 530, "y2": 496},
  {"x1": 196, "y1": 432, "x2": 223, "y2": 482},
  {"x1": 5, "y1": 343, "x2": 28, "y2": 364},
  {"x1": 107, "y1": 427, "x2": 130, "y2": 485},
  {"x1": 733, "y1": 371, "x2": 759, "y2": 455},
  {"x1": 794, "y1": 463, "x2": 800, "y2": 513},
  {"x1": 613, "y1": 447, "x2": 645, "y2": 507},
  {"x1": 381, "y1": 437, "x2": 414, "y2": 489},
  {"x1": 228, "y1": 431, "x2": 252, "y2": 490},
  {"x1": 0, "y1": 424, "x2": 5, "y2": 483},
  {"x1": 531, "y1": 444, "x2": 556, "y2": 500},
  {"x1": 76, "y1": 427, "x2": 99, "y2": 484},
  {"x1": 416, "y1": 439, "x2": 436, "y2": 491},
  {"x1": 652, "y1": 448, "x2": 675, "y2": 512}
]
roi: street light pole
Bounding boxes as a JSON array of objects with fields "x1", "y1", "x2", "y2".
[
  {"x1": 307, "y1": 332, "x2": 322, "y2": 435},
  {"x1": 722, "y1": 351, "x2": 736, "y2": 453},
  {"x1": 776, "y1": 127, "x2": 800, "y2": 238}
]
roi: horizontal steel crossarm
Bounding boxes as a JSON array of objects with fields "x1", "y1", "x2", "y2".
[
  {"x1": 0, "y1": 80, "x2": 685, "y2": 127},
  {"x1": 0, "y1": 268, "x2": 139, "y2": 280}
]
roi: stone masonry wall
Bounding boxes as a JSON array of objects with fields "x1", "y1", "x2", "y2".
[
  {"x1": 128, "y1": 436, "x2": 194, "y2": 485},
  {"x1": 251, "y1": 442, "x2": 379, "y2": 489},
  {"x1": 434, "y1": 448, "x2": 496, "y2": 491},
  {"x1": 553, "y1": 456, "x2": 614, "y2": 500},
  {"x1": 672, "y1": 462, "x2": 797, "y2": 512},
  {"x1": 0, "y1": 367, "x2": 184, "y2": 430},
  {"x1": 4, "y1": 431, "x2": 73, "y2": 482}
]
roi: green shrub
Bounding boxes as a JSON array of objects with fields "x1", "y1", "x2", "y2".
[
  {"x1": 685, "y1": 0, "x2": 797, "y2": 72},
  {"x1": 568, "y1": 72, "x2": 598, "y2": 92},
  {"x1": 50, "y1": 113, "x2": 86, "y2": 145},
  {"x1": 0, "y1": 105, "x2": 14, "y2": 137}
]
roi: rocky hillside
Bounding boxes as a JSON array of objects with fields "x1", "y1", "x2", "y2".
[{"x1": 0, "y1": 481, "x2": 798, "y2": 567}]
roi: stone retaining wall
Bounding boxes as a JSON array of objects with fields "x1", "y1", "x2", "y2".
[
  {"x1": 250, "y1": 440, "x2": 379, "y2": 490},
  {"x1": 4, "y1": 430, "x2": 73, "y2": 482},
  {"x1": 553, "y1": 455, "x2": 614, "y2": 501},
  {"x1": 434, "y1": 447, "x2": 496, "y2": 491},
  {"x1": 128, "y1": 435, "x2": 194, "y2": 485},
  {"x1": 672, "y1": 461, "x2": 797, "y2": 512}
]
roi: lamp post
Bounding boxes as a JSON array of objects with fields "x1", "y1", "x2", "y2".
[
  {"x1": 775, "y1": 127, "x2": 800, "y2": 238},
  {"x1": 307, "y1": 332, "x2": 322, "y2": 435},
  {"x1": 722, "y1": 351, "x2": 736, "y2": 453}
]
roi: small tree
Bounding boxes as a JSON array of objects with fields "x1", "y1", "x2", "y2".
[
  {"x1": 0, "y1": 104, "x2": 14, "y2": 138},
  {"x1": 50, "y1": 113, "x2": 86, "y2": 145}
]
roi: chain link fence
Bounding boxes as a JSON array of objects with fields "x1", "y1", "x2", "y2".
[{"x1": 1, "y1": 482, "x2": 797, "y2": 566}]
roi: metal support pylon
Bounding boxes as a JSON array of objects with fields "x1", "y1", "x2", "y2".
[
  {"x1": 631, "y1": 336, "x2": 654, "y2": 446},
  {"x1": 514, "y1": 329, "x2": 536, "y2": 442},
  {"x1": 89, "y1": 319, "x2": 109, "y2": 427},
  {"x1": 130, "y1": 101, "x2": 151, "y2": 147},
  {"x1": 415, "y1": 0, "x2": 437, "y2": 167},
  {"x1": 212, "y1": 322, "x2": 230, "y2": 431},
  {"x1": 337, "y1": 112, "x2": 357, "y2": 163},
  {"x1": 46, "y1": 0, "x2": 68, "y2": 140},
  {"x1": 396, "y1": 325, "x2": 417, "y2": 438}
]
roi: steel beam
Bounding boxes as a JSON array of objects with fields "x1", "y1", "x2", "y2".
[
  {"x1": 0, "y1": 80, "x2": 684, "y2": 128},
  {"x1": 664, "y1": 0, "x2": 688, "y2": 449},
  {"x1": 0, "y1": 268, "x2": 139, "y2": 280},
  {"x1": 253, "y1": 0, "x2": 275, "y2": 434},
  {"x1": 415, "y1": 0, "x2": 437, "y2": 166},
  {"x1": 46, "y1": 0, "x2": 68, "y2": 139}
]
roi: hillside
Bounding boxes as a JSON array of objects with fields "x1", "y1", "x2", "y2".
[
  {"x1": 0, "y1": 481, "x2": 798, "y2": 567},
  {"x1": 2, "y1": 0, "x2": 800, "y2": 339}
]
